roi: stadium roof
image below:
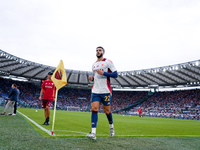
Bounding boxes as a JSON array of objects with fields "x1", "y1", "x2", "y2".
[{"x1": 0, "y1": 49, "x2": 200, "y2": 90}]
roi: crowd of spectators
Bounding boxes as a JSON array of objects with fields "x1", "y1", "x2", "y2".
[
  {"x1": 130, "y1": 89, "x2": 200, "y2": 120},
  {"x1": 0, "y1": 77, "x2": 148, "y2": 111},
  {"x1": 1, "y1": 77, "x2": 200, "y2": 120}
]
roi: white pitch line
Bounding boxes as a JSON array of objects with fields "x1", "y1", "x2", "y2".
[
  {"x1": 54, "y1": 130, "x2": 88, "y2": 134},
  {"x1": 54, "y1": 134, "x2": 200, "y2": 137},
  {"x1": 113, "y1": 135, "x2": 200, "y2": 137},
  {"x1": 18, "y1": 111, "x2": 54, "y2": 136},
  {"x1": 56, "y1": 134, "x2": 86, "y2": 136}
]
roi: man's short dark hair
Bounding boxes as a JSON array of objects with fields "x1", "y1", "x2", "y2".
[
  {"x1": 48, "y1": 72, "x2": 53, "y2": 75},
  {"x1": 13, "y1": 84, "x2": 17, "y2": 87},
  {"x1": 96, "y1": 46, "x2": 105, "y2": 52}
]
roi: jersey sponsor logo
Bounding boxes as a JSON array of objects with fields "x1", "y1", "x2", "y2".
[{"x1": 45, "y1": 86, "x2": 54, "y2": 88}]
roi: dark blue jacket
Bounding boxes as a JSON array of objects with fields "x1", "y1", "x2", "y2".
[{"x1": 8, "y1": 88, "x2": 20, "y2": 101}]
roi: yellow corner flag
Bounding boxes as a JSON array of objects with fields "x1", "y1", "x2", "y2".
[
  {"x1": 51, "y1": 60, "x2": 67, "y2": 136},
  {"x1": 51, "y1": 60, "x2": 67, "y2": 90}
]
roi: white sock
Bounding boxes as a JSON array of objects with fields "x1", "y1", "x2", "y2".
[
  {"x1": 92, "y1": 128, "x2": 96, "y2": 134},
  {"x1": 109, "y1": 124, "x2": 114, "y2": 128}
]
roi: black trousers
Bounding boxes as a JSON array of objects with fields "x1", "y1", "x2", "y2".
[{"x1": 14, "y1": 101, "x2": 17, "y2": 114}]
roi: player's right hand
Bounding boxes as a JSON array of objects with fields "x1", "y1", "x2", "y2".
[{"x1": 88, "y1": 75, "x2": 94, "y2": 81}]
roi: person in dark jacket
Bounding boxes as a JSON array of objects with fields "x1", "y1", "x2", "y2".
[
  {"x1": 0, "y1": 84, "x2": 20, "y2": 115},
  {"x1": 13, "y1": 86, "x2": 20, "y2": 115}
]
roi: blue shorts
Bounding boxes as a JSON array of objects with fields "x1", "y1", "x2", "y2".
[{"x1": 91, "y1": 93, "x2": 112, "y2": 106}]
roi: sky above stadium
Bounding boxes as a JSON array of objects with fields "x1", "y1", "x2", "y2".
[{"x1": 0, "y1": 0, "x2": 200, "y2": 71}]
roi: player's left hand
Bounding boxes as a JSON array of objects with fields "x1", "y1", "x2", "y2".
[{"x1": 97, "y1": 69, "x2": 104, "y2": 75}]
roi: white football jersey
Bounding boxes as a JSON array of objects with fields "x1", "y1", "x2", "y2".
[{"x1": 92, "y1": 58, "x2": 117, "y2": 94}]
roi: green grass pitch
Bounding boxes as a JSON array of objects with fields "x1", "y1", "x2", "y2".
[
  {"x1": 18, "y1": 108, "x2": 200, "y2": 138},
  {"x1": 1, "y1": 107, "x2": 200, "y2": 150}
]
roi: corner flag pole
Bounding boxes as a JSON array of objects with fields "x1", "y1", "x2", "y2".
[{"x1": 51, "y1": 89, "x2": 58, "y2": 135}]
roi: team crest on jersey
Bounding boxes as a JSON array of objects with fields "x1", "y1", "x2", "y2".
[{"x1": 55, "y1": 69, "x2": 63, "y2": 80}]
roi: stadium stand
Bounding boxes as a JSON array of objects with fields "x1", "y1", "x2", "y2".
[
  {"x1": 130, "y1": 89, "x2": 200, "y2": 120},
  {"x1": 1, "y1": 49, "x2": 200, "y2": 120},
  {"x1": 1, "y1": 49, "x2": 200, "y2": 90}
]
